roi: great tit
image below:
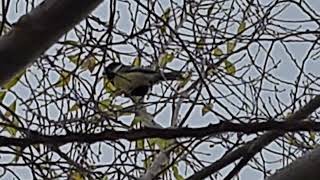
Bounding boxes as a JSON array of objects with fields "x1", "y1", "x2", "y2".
[{"x1": 104, "y1": 62, "x2": 182, "y2": 96}]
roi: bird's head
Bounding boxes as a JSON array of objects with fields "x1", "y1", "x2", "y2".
[{"x1": 104, "y1": 62, "x2": 122, "y2": 79}]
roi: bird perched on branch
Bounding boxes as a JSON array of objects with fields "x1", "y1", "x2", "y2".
[{"x1": 103, "y1": 62, "x2": 182, "y2": 97}]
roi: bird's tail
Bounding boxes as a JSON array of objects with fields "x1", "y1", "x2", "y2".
[{"x1": 159, "y1": 71, "x2": 184, "y2": 81}]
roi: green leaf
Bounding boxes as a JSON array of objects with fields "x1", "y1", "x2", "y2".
[
  {"x1": 55, "y1": 70, "x2": 71, "y2": 87},
  {"x1": 4, "y1": 70, "x2": 25, "y2": 89},
  {"x1": 161, "y1": 8, "x2": 171, "y2": 22},
  {"x1": 132, "y1": 56, "x2": 141, "y2": 67},
  {"x1": 150, "y1": 138, "x2": 170, "y2": 150},
  {"x1": 224, "y1": 60, "x2": 236, "y2": 75},
  {"x1": 309, "y1": 131, "x2": 316, "y2": 141},
  {"x1": 0, "y1": 91, "x2": 6, "y2": 102},
  {"x1": 196, "y1": 37, "x2": 206, "y2": 50},
  {"x1": 64, "y1": 40, "x2": 79, "y2": 46},
  {"x1": 6, "y1": 117, "x2": 19, "y2": 137},
  {"x1": 5, "y1": 100, "x2": 16, "y2": 117},
  {"x1": 99, "y1": 99, "x2": 112, "y2": 110},
  {"x1": 11, "y1": 146, "x2": 22, "y2": 163},
  {"x1": 202, "y1": 103, "x2": 213, "y2": 116},
  {"x1": 160, "y1": 8, "x2": 171, "y2": 33},
  {"x1": 172, "y1": 165, "x2": 184, "y2": 180},
  {"x1": 68, "y1": 54, "x2": 81, "y2": 64},
  {"x1": 212, "y1": 47, "x2": 223, "y2": 57},
  {"x1": 136, "y1": 139, "x2": 144, "y2": 149},
  {"x1": 237, "y1": 21, "x2": 246, "y2": 34},
  {"x1": 227, "y1": 41, "x2": 237, "y2": 54},
  {"x1": 159, "y1": 52, "x2": 174, "y2": 67}
]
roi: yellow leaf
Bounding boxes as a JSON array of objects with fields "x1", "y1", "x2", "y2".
[
  {"x1": 224, "y1": 60, "x2": 236, "y2": 75},
  {"x1": 202, "y1": 103, "x2": 213, "y2": 116},
  {"x1": 237, "y1": 21, "x2": 246, "y2": 34},
  {"x1": 81, "y1": 56, "x2": 97, "y2": 72},
  {"x1": 159, "y1": 52, "x2": 174, "y2": 67},
  {"x1": 4, "y1": 70, "x2": 25, "y2": 89},
  {"x1": 70, "y1": 171, "x2": 85, "y2": 180},
  {"x1": 69, "y1": 103, "x2": 80, "y2": 112},
  {"x1": 104, "y1": 79, "x2": 117, "y2": 93},
  {"x1": 212, "y1": 47, "x2": 223, "y2": 57},
  {"x1": 132, "y1": 56, "x2": 141, "y2": 67}
]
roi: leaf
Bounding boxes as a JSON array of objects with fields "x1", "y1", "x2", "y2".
[
  {"x1": 99, "y1": 99, "x2": 112, "y2": 110},
  {"x1": 212, "y1": 47, "x2": 223, "y2": 57},
  {"x1": 81, "y1": 56, "x2": 97, "y2": 72},
  {"x1": 13, "y1": 146, "x2": 22, "y2": 162},
  {"x1": 4, "y1": 70, "x2": 25, "y2": 89},
  {"x1": 202, "y1": 103, "x2": 213, "y2": 116},
  {"x1": 69, "y1": 103, "x2": 80, "y2": 112},
  {"x1": 136, "y1": 139, "x2": 144, "y2": 149},
  {"x1": 196, "y1": 37, "x2": 206, "y2": 50},
  {"x1": 177, "y1": 72, "x2": 191, "y2": 89},
  {"x1": 161, "y1": 8, "x2": 171, "y2": 22},
  {"x1": 159, "y1": 52, "x2": 174, "y2": 67},
  {"x1": 143, "y1": 156, "x2": 153, "y2": 168},
  {"x1": 132, "y1": 56, "x2": 141, "y2": 67},
  {"x1": 6, "y1": 117, "x2": 19, "y2": 137},
  {"x1": 309, "y1": 131, "x2": 316, "y2": 141},
  {"x1": 224, "y1": 60, "x2": 236, "y2": 75},
  {"x1": 227, "y1": 41, "x2": 237, "y2": 54},
  {"x1": 160, "y1": 8, "x2": 171, "y2": 33},
  {"x1": 5, "y1": 100, "x2": 16, "y2": 117},
  {"x1": 150, "y1": 138, "x2": 170, "y2": 150},
  {"x1": 68, "y1": 54, "x2": 81, "y2": 64},
  {"x1": 55, "y1": 70, "x2": 71, "y2": 87},
  {"x1": 0, "y1": 91, "x2": 6, "y2": 102},
  {"x1": 237, "y1": 20, "x2": 246, "y2": 34},
  {"x1": 172, "y1": 165, "x2": 184, "y2": 180},
  {"x1": 104, "y1": 79, "x2": 117, "y2": 93},
  {"x1": 64, "y1": 40, "x2": 79, "y2": 46},
  {"x1": 70, "y1": 171, "x2": 85, "y2": 180}
]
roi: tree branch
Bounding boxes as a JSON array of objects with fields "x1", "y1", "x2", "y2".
[
  {"x1": 2, "y1": 120, "x2": 320, "y2": 148},
  {"x1": 0, "y1": 0, "x2": 103, "y2": 84}
]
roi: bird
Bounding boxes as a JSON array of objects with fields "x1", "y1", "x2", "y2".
[{"x1": 103, "y1": 62, "x2": 182, "y2": 97}]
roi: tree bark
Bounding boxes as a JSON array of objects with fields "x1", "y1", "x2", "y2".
[
  {"x1": 267, "y1": 146, "x2": 320, "y2": 180},
  {"x1": 0, "y1": 0, "x2": 103, "y2": 85}
]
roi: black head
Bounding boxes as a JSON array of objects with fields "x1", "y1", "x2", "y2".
[{"x1": 104, "y1": 62, "x2": 122, "y2": 79}]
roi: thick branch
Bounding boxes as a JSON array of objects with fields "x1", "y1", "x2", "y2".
[
  {"x1": 267, "y1": 146, "x2": 320, "y2": 180},
  {"x1": 2, "y1": 120, "x2": 320, "y2": 148},
  {"x1": 187, "y1": 95, "x2": 320, "y2": 180},
  {"x1": 0, "y1": 0, "x2": 103, "y2": 84}
]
